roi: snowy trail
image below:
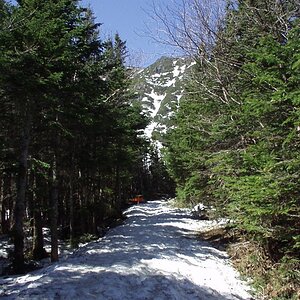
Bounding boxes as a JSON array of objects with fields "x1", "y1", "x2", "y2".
[{"x1": 0, "y1": 200, "x2": 253, "y2": 300}]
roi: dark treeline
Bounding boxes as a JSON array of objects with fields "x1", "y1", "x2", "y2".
[
  {"x1": 0, "y1": 0, "x2": 172, "y2": 274},
  {"x1": 164, "y1": 0, "x2": 299, "y2": 298}
]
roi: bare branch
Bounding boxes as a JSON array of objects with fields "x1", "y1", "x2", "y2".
[{"x1": 145, "y1": 0, "x2": 298, "y2": 108}]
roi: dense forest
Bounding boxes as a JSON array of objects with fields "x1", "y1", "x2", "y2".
[
  {"x1": 162, "y1": 0, "x2": 300, "y2": 298},
  {"x1": 0, "y1": 0, "x2": 172, "y2": 274}
]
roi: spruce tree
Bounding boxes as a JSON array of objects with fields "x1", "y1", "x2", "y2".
[{"x1": 165, "y1": 0, "x2": 300, "y2": 266}]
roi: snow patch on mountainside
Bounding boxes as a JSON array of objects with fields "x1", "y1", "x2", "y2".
[
  {"x1": 163, "y1": 78, "x2": 176, "y2": 87},
  {"x1": 144, "y1": 91, "x2": 166, "y2": 119},
  {"x1": 144, "y1": 122, "x2": 158, "y2": 139},
  {"x1": 132, "y1": 56, "x2": 195, "y2": 144}
]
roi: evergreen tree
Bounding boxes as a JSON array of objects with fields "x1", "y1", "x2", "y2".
[
  {"x1": 165, "y1": 0, "x2": 300, "y2": 267},
  {"x1": 0, "y1": 0, "x2": 148, "y2": 273}
]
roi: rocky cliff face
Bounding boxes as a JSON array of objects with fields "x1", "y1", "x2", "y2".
[{"x1": 131, "y1": 56, "x2": 195, "y2": 147}]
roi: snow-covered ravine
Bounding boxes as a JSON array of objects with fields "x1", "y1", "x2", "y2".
[{"x1": 0, "y1": 200, "x2": 254, "y2": 300}]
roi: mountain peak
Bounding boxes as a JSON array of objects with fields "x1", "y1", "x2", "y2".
[{"x1": 132, "y1": 56, "x2": 195, "y2": 146}]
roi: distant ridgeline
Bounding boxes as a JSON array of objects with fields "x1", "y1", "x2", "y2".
[{"x1": 131, "y1": 56, "x2": 195, "y2": 147}]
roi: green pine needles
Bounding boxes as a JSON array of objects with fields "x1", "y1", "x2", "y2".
[{"x1": 164, "y1": 1, "x2": 299, "y2": 298}]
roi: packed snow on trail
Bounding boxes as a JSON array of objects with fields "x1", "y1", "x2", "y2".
[{"x1": 0, "y1": 200, "x2": 254, "y2": 300}]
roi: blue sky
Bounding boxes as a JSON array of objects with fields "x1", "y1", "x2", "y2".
[{"x1": 81, "y1": 0, "x2": 177, "y2": 66}]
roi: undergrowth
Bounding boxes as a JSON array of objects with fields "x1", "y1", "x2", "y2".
[
  {"x1": 199, "y1": 226, "x2": 300, "y2": 300},
  {"x1": 229, "y1": 240, "x2": 300, "y2": 300}
]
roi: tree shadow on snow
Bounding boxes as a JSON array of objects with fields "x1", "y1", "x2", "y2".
[
  {"x1": 1, "y1": 202, "x2": 242, "y2": 299},
  {"x1": 66, "y1": 222, "x2": 228, "y2": 270},
  {"x1": 65, "y1": 206, "x2": 229, "y2": 269},
  {"x1": 1, "y1": 271, "x2": 244, "y2": 300}
]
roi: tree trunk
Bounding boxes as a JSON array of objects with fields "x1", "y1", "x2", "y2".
[
  {"x1": 69, "y1": 176, "x2": 76, "y2": 247},
  {"x1": 8, "y1": 175, "x2": 14, "y2": 232},
  {"x1": 32, "y1": 174, "x2": 46, "y2": 259},
  {"x1": 0, "y1": 177, "x2": 7, "y2": 235},
  {"x1": 33, "y1": 208, "x2": 45, "y2": 260},
  {"x1": 50, "y1": 155, "x2": 59, "y2": 262},
  {"x1": 115, "y1": 164, "x2": 121, "y2": 211},
  {"x1": 13, "y1": 117, "x2": 30, "y2": 274}
]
